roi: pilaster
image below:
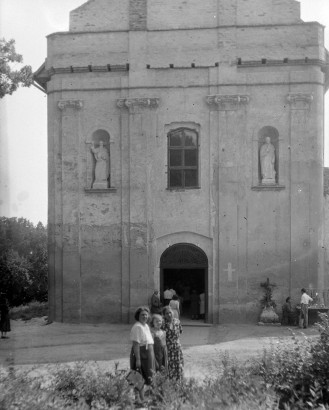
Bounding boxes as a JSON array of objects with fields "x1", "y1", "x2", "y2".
[
  {"x1": 286, "y1": 92, "x2": 315, "y2": 296},
  {"x1": 206, "y1": 94, "x2": 250, "y2": 321},
  {"x1": 57, "y1": 99, "x2": 83, "y2": 322},
  {"x1": 117, "y1": 97, "x2": 160, "y2": 321}
]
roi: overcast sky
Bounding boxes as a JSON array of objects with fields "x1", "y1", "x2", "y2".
[{"x1": 0, "y1": 0, "x2": 328, "y2": 225}]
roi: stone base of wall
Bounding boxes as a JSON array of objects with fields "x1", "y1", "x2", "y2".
[{"x1": 218, "y1": 303, "x2": 263, "y2": 323}]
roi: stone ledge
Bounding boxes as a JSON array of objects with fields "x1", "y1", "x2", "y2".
[
  {"x1": 84, "y1": 188, "x2": 117, "y2": 193},
  {"x1": 251, "y1": 185, "x2": 285, "y2": 191}
]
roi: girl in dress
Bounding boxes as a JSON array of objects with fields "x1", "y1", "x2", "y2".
[
  {"x1": 161, "y1": 306, "x2": 184, "y2": 381},
  {"x1": 150, "y1": 314, "x2": 168, "y2": 373}
]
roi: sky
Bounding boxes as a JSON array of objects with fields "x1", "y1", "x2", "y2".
[{"x1": 0, "y1": 0, "x2": 328, "y2": 226}]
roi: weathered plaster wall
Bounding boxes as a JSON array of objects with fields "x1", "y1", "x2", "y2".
[{"x1": 45, "y1": 0, "x2": 327, "y2": 323}]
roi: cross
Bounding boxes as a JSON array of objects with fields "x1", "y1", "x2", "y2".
[{"x1": 224, "y1": 263, "x2": 235, "y2": 282}]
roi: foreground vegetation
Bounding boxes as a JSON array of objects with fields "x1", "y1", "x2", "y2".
[{"x1": 1, "y1": 314, "x2": 328, "y2": 410}]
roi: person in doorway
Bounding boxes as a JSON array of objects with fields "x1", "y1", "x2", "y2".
[
  {"x1": 161, "y1": 306, "x2": 184, "y2": 381},
  {"x1": 281, "y1": 297, "x2": 294, "y2": 325},
  {"x1": 130, "y1": 307, "x2": 155, "y2": 403},
  {"x1": 190, "y1": 290, "x2": 200, "y2": 320},
  {"x1": 150, "y1": 314, "x2": 168, "y2": 373},
  {"x1": 299, "y1": 288, "x2": 313, "y2": 329},
  {"x1": 0, "y1": 294, "x2": 10, "y2": 339},
  {"x1": 150, "y1": 290, "x2": 162, "y2": 314},
  {"x1": 169, "y1": 294, "x2": 180, "y2": 319},
  {"x1": 199, "y1": 292, "x2": 205, "y2": 320},
  {"x1": 163, "y1": 287, "x2": 173, "y2": 306}
]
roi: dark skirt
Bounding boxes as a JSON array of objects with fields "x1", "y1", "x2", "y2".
[
  {"x1": 153, "y1": 337, "x2": 168, "y2": 373},
  {"x1": 0, "y1": 312, "x2": 10, "y2": 332},
  {"x1": 130, "y1": 345, "x2": 155, "y2": 385}
]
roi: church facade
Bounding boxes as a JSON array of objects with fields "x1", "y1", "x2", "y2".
[{"x1": 35, "y1": 0, "x2": 329, "y2": 323}]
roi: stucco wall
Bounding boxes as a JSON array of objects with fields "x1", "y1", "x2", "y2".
[{"x1": 44, "y1": 0, "x2": 327, "y2": 324}]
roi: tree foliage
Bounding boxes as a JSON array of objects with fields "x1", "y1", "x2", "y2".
[
  {"x1": 0, "y1": 217, "x2": 47, "y2": 306},
  {"x1": 0, "y1": 38, "x2": 33, "y2": 98}
]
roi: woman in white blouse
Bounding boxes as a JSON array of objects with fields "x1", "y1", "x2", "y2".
[{"x1": 130, "y1": 306, "x2": 155, "y2": 400}]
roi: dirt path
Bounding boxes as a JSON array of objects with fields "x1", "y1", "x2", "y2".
[{"x1": 0, "y1": 318, "x2": 319, "y2": 380}]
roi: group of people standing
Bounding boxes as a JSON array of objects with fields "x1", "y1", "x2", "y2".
[
  {"x1": 151, "y1": 287, "x2": 205, "y2": 320},
  {"x1": 129, "y1": 304, "x2": 184, "y2": 403}
]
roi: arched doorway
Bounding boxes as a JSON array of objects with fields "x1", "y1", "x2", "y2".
[{"x1": 160, "y1": 243, "x2": 208, "y2": 322}]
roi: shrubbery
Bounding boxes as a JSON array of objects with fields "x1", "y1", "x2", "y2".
[
  {"x1": 1, "y1": 315, "x2": 328, "y2": 409},
  {"x1": 10, "y1": 301, "x2": 48, "y2": 321},
  {"x1": 0, "y1": 217, "x2": 47, "y2": 306}
]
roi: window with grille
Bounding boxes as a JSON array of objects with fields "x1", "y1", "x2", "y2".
[{"x1": 168, "y1": 128, "x2": 199, "y2": 189}]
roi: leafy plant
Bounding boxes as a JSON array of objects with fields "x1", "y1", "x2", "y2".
[{"x1": 260, "y1": 278, "x2": 277, "y2": 309}]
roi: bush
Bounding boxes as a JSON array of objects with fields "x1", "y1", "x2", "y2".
[
  {"x1": 251, "y1": 314, "x2": 329, "y2": 409},
  {"x1": 53, "y1": 362, "x2": 135, "y2": 409},
  {"x1": 0, "y1": 217, "x2": 48, "y2": 306},
  {"x1": 10, "y1": 301, "x2": 48, "y2": 321}
]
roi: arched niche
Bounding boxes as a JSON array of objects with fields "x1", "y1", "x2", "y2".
[
  {"x1": 92, "y1": 129, "x2": 110, "y2": 145},
  {"x1": 258, "y1": 126, "x2": 279, "y2": 184}
]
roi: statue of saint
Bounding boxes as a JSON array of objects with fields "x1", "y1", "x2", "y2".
[
  {"x1": 91, "y1": 140, "x2": 110, "y2": 188},
  {"x1": 260, "y1": 136, "x2": 276, "y2": 184}
]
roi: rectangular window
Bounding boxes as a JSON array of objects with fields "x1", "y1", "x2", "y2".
[{"x1": 168, "y1": 128, "x2": 199, "y2": 189}]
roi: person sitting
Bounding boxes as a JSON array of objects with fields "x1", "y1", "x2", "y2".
[{"x1": 281, "y1": 297, "x2": 294, "y2": 325}]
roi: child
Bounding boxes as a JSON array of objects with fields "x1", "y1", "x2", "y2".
[{"x1": 150, "y1": 314, "x2": 168, "y2": 373}]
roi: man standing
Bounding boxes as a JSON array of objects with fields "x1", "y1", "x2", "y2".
[
  {"x1": 163, "y1": 287, "x2": 173, "y2": 306},
  {"x1": 150, "y1": 290, "x2": 162, "y2": 314},
  {"x1": 299, "y1": 288, "x2": 313, "y2": 329}
]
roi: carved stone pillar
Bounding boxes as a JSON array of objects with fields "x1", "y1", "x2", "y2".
[
  {"x1": 117, "y1": 97, "x2": 159, "y2": 322},
  {"x1": 54, "y1": 99, "x2": 83, "y2": 322},
  {"x1": 286, "y1": 92, "x2": 319, "y2": 296},
  {"x1": 206, "y1": 94, "x2": 249, "y2": 322}
]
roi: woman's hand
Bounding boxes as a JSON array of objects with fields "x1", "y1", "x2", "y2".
[{"x1": 136, "y1": 359, "x2": 141, "y2": 369}]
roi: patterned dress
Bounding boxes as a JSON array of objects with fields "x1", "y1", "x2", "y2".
[{"x1": 161, "y1": 318, "x2": 184, "y2": 380}]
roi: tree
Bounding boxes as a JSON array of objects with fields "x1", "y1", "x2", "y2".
[
  {"x1": 0, "y1": 38, "x2": 33, "y2": 98},
  {"x1": 0, "y1": 217, "x2": 48, "y2": 306}
]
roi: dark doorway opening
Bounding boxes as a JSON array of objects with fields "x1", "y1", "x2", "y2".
[
  {"x1": 162, "y1": 268, "x2": 206, "y2": 320},
  {"x1": 160, "y1": 243, "x2": 208, "y2": 322}
]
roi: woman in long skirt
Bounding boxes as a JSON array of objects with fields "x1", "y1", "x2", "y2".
[
  {"x1": 0, "y1": 294, "x2": 10, "y2": 339},
  {"x1": 161, "y1": 306, "x2": 184, "y2": 381}
]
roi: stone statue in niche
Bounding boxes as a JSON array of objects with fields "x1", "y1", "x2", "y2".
[
  {"x1": 91, "y1": 140, "x2": 110, "y2": 189},
  {"x1": 260, "y1": 136, "x2": 276, "y2": 184}
]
